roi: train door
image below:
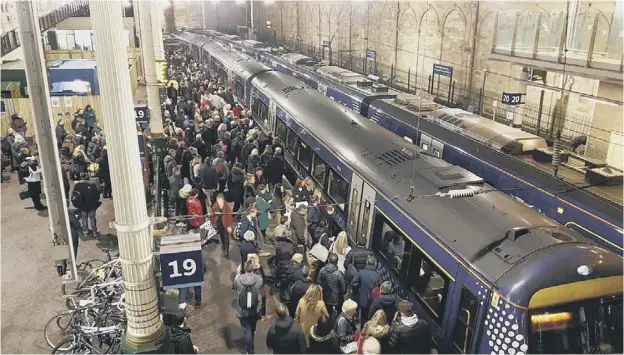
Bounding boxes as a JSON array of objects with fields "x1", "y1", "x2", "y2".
[
  {"x1": 268, "y1": 99, "x2": 277, "y2": 133},
  {"x1": 444, "y1": 271, "x2": 485, "y2": 354},
  {"x1": 346, "y1": 174, "x2": 377, "y2": 245}
]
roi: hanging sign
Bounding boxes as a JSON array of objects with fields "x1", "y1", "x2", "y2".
[
  {"x1": 63, "y1": 96, "x2": 73, "y2": 108},
  {"x1": 366, "y1": 49, "x2": 376, "y2": 59},
  {"x1": 322, "y1": 40, "x2": 331, "y2": 47},
  {"x1": 159, "y1": 233, "x2": 204, "y2": 290},
  {"x1": 501, "y1": 92, "x2": 523, "y2": 105},
  {"x1": 134, "y1": 106, "x2": 150, "y2": 124}
]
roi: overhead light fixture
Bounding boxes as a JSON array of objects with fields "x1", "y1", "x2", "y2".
[{"x1": 580, "y1": 95, "x2": 622, "y2": 107}]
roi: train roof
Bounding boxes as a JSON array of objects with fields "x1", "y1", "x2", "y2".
[{"x1": 251, "y1": 70, "x2": 603, "y2": 285}]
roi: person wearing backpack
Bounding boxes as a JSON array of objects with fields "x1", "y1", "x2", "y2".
[
  {"x1": 319, "y1": 252, "x2": 348, "y2": 322},
  {"x1": 21, "y1": 151, "x2": 46, "y2": 211},
  {"x1": 234, "y1": 260, "x2": 263, "y2": 354},
  {"x1": 72, "y1": 172, "x2": 101, "y2": 236}
]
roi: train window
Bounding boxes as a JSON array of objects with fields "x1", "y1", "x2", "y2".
[
  {"x1": 311, "y1": 153, "x2": 328, "y2": 188},
  {"x1": 297, "y1": 141, "x2": 312, "y2": 172},
  {"x1": 371, "y1": 212, "x2": 449, "y2": 323},
  {"x1": 286, "y1": 128, "x2": 298, "y2": 154},
  {"x1": 452, "y1": 288, "x2": 480, "y2": 353},
  {"x1": 276, "y1": 119, "x2": 287, "y2": 143},
  {"x1": 234, "y1": 80, "x2": 244, "y2": 102},
  {"x1": 433, "y1": 148, "x2": 441, "y2": 158},
  {"x1": 327, "y1": 169, "x2": 348, "y2": 210},
  {"x1": 259, "y1": 101, "x2": 269, "y2": 124},
  {"x1": 349, "y1": 188, "x2": 359, "y2": 227}
]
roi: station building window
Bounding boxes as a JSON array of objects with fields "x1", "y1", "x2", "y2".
[{"x1": 371, "y1": 212, "x2": 449, "y2": 322}]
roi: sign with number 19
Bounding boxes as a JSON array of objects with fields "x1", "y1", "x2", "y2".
[{"x1": 159, "y1": 234, "x2": 204, "y2": 290}]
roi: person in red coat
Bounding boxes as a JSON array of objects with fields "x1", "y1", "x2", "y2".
[
  {"x1": 187, "y1": 188, "x2": 205, "y2": 229},
  {"x1": 211, "y1": 193, "x2": 234, "y2": 257}
]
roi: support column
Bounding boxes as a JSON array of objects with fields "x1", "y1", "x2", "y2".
[
  {"x1": 16, "y1": 0, "x2": 77, "y2": 282},
  {"x1": 151, "y1": 3, "x2": 165, "y2": 61},
  {"x1": 90, "y1": 1, "x2": 164, "y2": 352}
]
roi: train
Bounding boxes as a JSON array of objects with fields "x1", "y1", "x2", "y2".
[
  {"x1": 171, "y1": 32, "x2": 624, "y2": 354},
  {"x1": 175, "y1": 29, "x2": 624, "y2": 256}
]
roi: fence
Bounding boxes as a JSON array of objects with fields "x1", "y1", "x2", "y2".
[{"x1": 281, "y1": 41, "x2": 613, "y2": 159}]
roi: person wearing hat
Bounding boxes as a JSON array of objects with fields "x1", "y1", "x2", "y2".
[
  {"x1": 335, "y1": 299, "x2": 359, "y2": 350},
  {"x1": 388, "y1": 300, "x2": 434, "y2": 354},
  {"x1": 289, "y1": 204, "x2": 308, "y2": 252},
  {"x1": 308, "y1": 314, "x2": 341, "y2": 354}
]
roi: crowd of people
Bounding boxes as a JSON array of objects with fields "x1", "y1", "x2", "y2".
[
  {"x1": 163, "y1": 47, "x2": 436, "y2": 354},
  {"x1": 1, "y1": 105, "x2": 109, "y2": 261}
]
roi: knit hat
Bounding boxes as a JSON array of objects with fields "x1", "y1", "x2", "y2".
[
  {"x1": 341, "y1": 299, "x2": 358, "y2": 314},
  {"x1": 291, "y1": 253, "x2": 304, "y2": 264},
  {"x1": 179, "y1": 184, "x2": 192, "y2": 199}
]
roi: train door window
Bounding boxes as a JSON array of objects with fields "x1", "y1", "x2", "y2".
[
  {"x1": 371, "y1": 212, "x2": 449, "y2": 323},
  {"x1": 349, "y1": 188, "x2": 359, "y2": 227},
  {"x1": 234, "y1": 80, "x2": 244, "y2": 101},
  {"x1": 433, "y1": 148, "x2": 441, "y2": 158},
  {"x1": 297, "y1": 141, "x2": 312, "y2": 172},
  {"x1": 327, "y1": 169, "x2": 348, "y2": 210},
  {"x1": 422, "y1": 143, "x2": 429, "y2": 151},
  {"x1": 276, "y1": 119, "x2": 287, "y2": 143},
  {"x1": 311, "y1": 153, "x2": 328, "y2": 188},
  {"x1": 360, "y1": 200, "x2": 372, "y2": 240},
  {"x1": 259, "y1": 101, "x2": 269, "y2": 124},
  {"x1": 286, "y1": 128, "x2": 298, "y2": 154},
  {"x1": 452, "y1": 288, "x2": 480, "y2": 353}
]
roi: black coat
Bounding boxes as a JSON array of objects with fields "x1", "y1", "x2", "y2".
[
  {"x1": 240, "y1": 240, "x2": 259, "y2": 264},
  {"x1": 99, "y1": 155, "x2": 110, "y2": 179},
  {"x1": 227, "y1": 167, "x2": 245, "y2": 203},
  {"x1": 191, "y1": 140, "x2": 207, "y2": 160},
  {"x1": 285, "y1": 263, "x2": 305, "y2": 288},
  {"x1": 73, "y1": 180, "x2": 101, "y2": 212},
  {"x1": 265, "y1": 317, "x2": 307, "y2": 354},
  {"x1": 345, "y1": 246, "x2": 374, "y2": 272},
  {"x1": 308, "y1": 327, "x2": 341, "y2": 354},
  {"x1": 335, "y1": 313, "x2": 358, "y2": 347},
  {"x1": 274, "y1": 236, "x2": 295, "y2": 281},
  {"x1": 388, "y1": 317, "x2": 434, "y2": 354},
  {"x1": 201, "y1": 165, "x2": 218, "y2": 190},
  {"x1": 318, "y1": 263, "x2": 347, "y2": 307},
  {"x1": 369, "y1": 293, "x2": 399, "y2": 324},
  {"x1": 266, "y1": 155, "x2": 285, "y2": 185}
]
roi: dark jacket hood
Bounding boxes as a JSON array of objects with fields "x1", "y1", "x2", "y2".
[
  {"x1": 274, "y1": 316, "x2": 295, "y2": 335},
  {"x1": 231, "y1": 167, "x2": 244, "y2": 182},
  {"x1": 378, "y1": 293, "x2": 397, "y2": 306}
]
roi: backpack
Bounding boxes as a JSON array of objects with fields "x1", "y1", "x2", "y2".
[
  {"x1": 231, "y1": 138, "x2": 243, "y2": 158},
  {"x1": 238, "y1": 283, "x2": 259, "y2": 311},
  {"x1": 71, "y1": 189, "x2": 83, "y2": 209},
  {"x1": 19, "y1": 161, "x2": 31, "y2": 179}
]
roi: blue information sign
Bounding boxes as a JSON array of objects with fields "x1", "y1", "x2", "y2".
[
  {"x1": 366, "y1": 49, "x2": 376, "y2": 59},
  {"x1": 160, "y1": 234, "x2": 204, "y2": 290},
  {"x1": 134, "y1": 106, "x2": 149, "y2": 124},
  {"x1": 433, "y1": 63, "x2": 454, "y2": 77}
]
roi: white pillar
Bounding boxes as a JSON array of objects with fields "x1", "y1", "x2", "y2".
[
  {"x1": 151, "y1": 3, "x2": 165, "y2": 61},
  {"x1": 90, "y1": 1, "x2": 164, "y2": 350},
  {"x1": 16, "y1": 0, "x2": 78, "y2": 281},
  {"x1": 250, "y1": 0, "x2": 255, "y2": 40},
  {"x1": 138, "y1": 0, "x2": 164, "y2": 135}
]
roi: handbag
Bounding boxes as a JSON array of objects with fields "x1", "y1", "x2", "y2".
[
  {"x1": 19, "y1": 189, "x2": 30, "y2": 200},
  {"x1": 199, "y1": 220, "x2": 218, "y2": 244}
]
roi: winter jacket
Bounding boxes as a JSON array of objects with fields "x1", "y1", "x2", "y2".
[
  {"x1": 186, "y1": 196, "x2": 205, "y2": 228},
  {"x1": 169, "y1": 175, "x2": 183, "y2": 201},
  {"x1": 240, "y1": 240, "x2": 259, "y2": 265},
  {"x1": 289, "y1": 210, "x2": 307, "y2": 247},
  {"x1": 83, "y1": 109, "x2": 96, "y2": 128},
  {"x1": 351, "y1": 265, "x2": 381, "y2": 307},
  {"x1": 318, "y1": 263, "x2": 347, "y2": 307},
  {"x1": 265, "y1": 316, "x2": 307, "y2": 354},
  {"x1": 87, "y1": 143, "x2": 101, "y2": 161},
  {"x1": 387, "y1": 315, "x2": 433, "y2": 354},
  {"x1": 335, "y1": 312, "x2": 358, "y2": 347},
  {"x1": 241, "y1": 142, "x2": 255, "y2": 165},
  {"x1": 345, "y1": 246, "x2": 374, "y2": 272},
  {"x1": 295, "y1": 298, "x2": 328, "y2": 346},
  {"x1": 234, "y1": 272, "x2": 263, "y2": 318},
  {"x1": 274, "y1": 236, "x2": 295, "y2": 282},
  {"x1": 293, "y1": 187, "x2": 311, "y2": 203},
  {"x1": 167, "y1": 325, "x2": 196, "y2": 354},
  {"x1": 259, "y1": 153, "x2": 272, "y2": 169},
  {"x1": 73, "y1": 180, "x2": 101, "y2": 212},
  {"x1": 227, "y1": 167, "x2": 245, "y2": 203},
  {"x1": 369, "y1": 293, "x2": 399, "y2": 324},
  {"x1": 99, "y1": 154, "x2": 110, "y2": 180},
  {"x1": 308, "y1": 326, "x2": 341, "y2": 354},
  {"x1": 212, "y1": 157, "x2": 230, "y2": 181},
  {"x1": 266, "y1": 155, "x2": 284, "y2": 185},
  {"x1": 211, "y1": 202, "x2": 234, "y2": 231},
  {"x1": 164, "y1": 155, "x2": 177, "y2": 180},
  {"x1": 191, "y1": 140, "x2": 207, "y2": 160},
  {"x1": 55, "y1": 124, "x2": 67, "y2": 142},
  {"x1": 255, "y1": 195, "x2": 271, "y2": 231},
  {"x1": 246, "y1": 155, "x2": 260, "y2": 174},
  {"x1": 285, "y1": 263, "x2": 305, "y2": 291},
  {"x1": 201, "y1": 165, "x2": 218, "y2": 190},
  {"x1": 289, "y1": 278, "x2": 313, "y2": 315}
]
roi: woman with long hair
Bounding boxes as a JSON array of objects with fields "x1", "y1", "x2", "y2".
[
  {"x1": 359, "y1": 309, "x2": 390, "y2": 354},
  {"x1": 271, "y1": 183, "x2": 285, "y2": 225},
  {"x1": 295, "y1": 284, "x2": 329, "y2": 346},
  {"x1": 243, "y1": 173, "x2": 257, "y2": 200},
  {"x1": 329, "y1": 231, "x2": 351, "y2": 273}
]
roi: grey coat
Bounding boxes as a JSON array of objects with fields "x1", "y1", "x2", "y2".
[{"x1": 234, "y1": 272, "x2": 263, "y2": 318}]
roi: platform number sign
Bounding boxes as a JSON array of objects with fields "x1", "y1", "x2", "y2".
[
  {"x1": 134, "y1": 106, "x2": 149, "y2": 124},
  {"x1": 501, "y1": 92, "x2": 523, "y2": 105},
  {"x1": 159, "y1": 234, "x2": 204, "y2": 290}
]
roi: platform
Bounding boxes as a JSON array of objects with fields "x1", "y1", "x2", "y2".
[{"x1": 0, "y1": 172, "x2": 277, "y2": 353}]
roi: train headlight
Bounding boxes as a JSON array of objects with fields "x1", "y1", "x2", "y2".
[{"x1": 577, "y1": 265, "x2": 593, "y2": 276}]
